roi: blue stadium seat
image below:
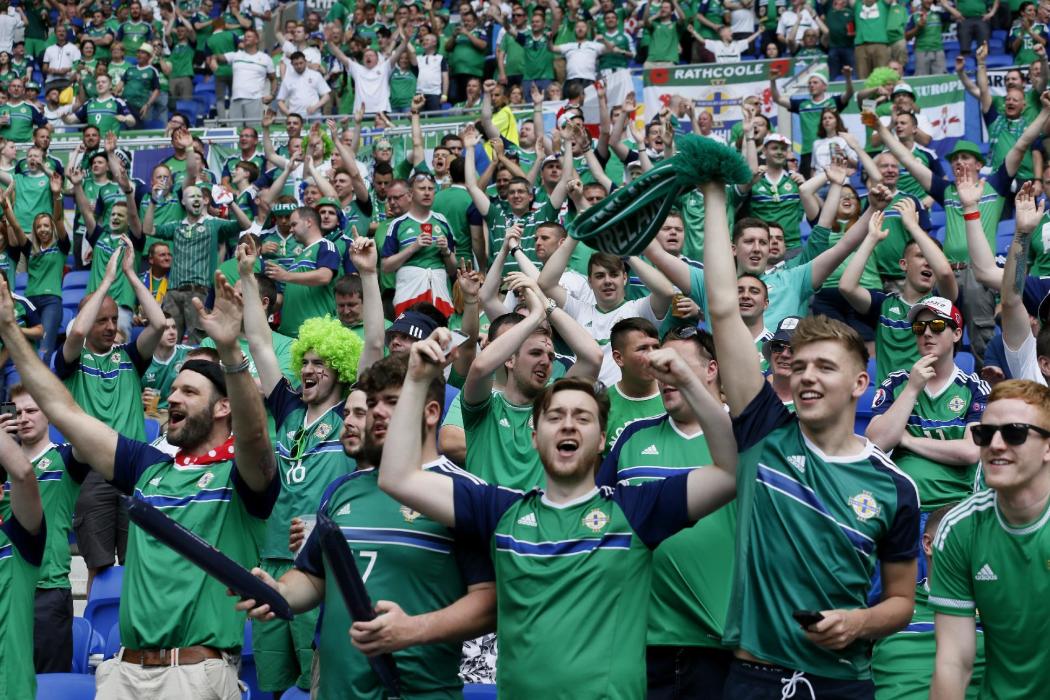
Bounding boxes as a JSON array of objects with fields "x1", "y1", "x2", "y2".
[
  {"x1": 995, "y1": 219, "x2": 1015, "y2": 256},
  {"x1": 83, "y1": 566, "x2": 124, "y2": 654},
  {"x1": 49, "y1": 425, "x2": 65, "y2": 444},
  {"x1": 985, "y1": 53, "x2": 1014, "y2": 68},
  {"x1": 63, "y1": 270, "x2": 90, "y2": 290},
  {"x1": 35, "y1": 673, "x2": 96, "y2": 699},
  {"x1": 854, "y1": 383, "x2": 878, "y2": 435},
  {"x1": 281, "y1": 688, "x2": 308, "y2": 699},
  {"x1": 240, "y1": 621, "x2": 273, "y2": 700},
  {"x1": 62, "y1": 287, "x2": 85, "y2": 312},
  {"x1": 71, "y1": 617, "x2": 93, "y2": 674},
  {"x1": 144, "y1": 418, "x2": 160, "y2": 443},
  {"x1": 928, "y1": 207, "x2": 946, "y2": 231},
  {"x1": 464, "y1": 684, "x2": 498, "y2": 698},
  {"x1": 176, "y1": 99, "x2": 202, "y2": 127},
  {"x1": 957, "y1": 350, "x2": 975, "y2": 374},
  {"x1": 104, "y1": 622, "x2": 121, "y2": 660}
]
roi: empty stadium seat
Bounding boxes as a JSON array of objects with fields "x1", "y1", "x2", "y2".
[
  {"x1": 464, "y1": 684, "x2": 499, "y2": 698},
  {"x1": 144, "y1": 418, "x2": 161, "y2": 443},
  {"x1": 63, "y1": 271, "x2": 90, "y2": 290},
  {"x1": 62, "y1": 287, "x2": 85, "y2": 312},
  {"x1": 176, "y1": 99, "x2": 202, "y2": 127},
  {"x1": 240, "y1": 620, "x2": 273, "y2": 700},
  {"x1": 71, "y1": 617, "x2": 93, "y2": 674},
  {"x1": 83, "y1": 566, "x2": 123, "y2": 653},
  {"x1": 957, "y1": 351, "x2": 976, "y2": 374},
  {"x1": 14, "y1": 272, "x2": 27, "y2": 294},
  {"x1": 35, "y1": 673, "x2": 96, "y2": 699},
  {"x1": 104, "y1": 622, "x2": 121, "y2": 661}
]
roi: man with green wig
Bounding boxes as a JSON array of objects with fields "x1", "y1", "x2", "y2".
[{"x1": 237, "y1": 239, "x2": 364, "y2": 696}]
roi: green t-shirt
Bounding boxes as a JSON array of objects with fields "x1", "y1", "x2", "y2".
[
  {"x1": 854, "y1": 0, "x2": 890, "y2": 44},
  {"x1": 29, "y1": 443, "x2": 84, "y2": 589},
  {"x1": 389, "y1": 65, "x2": 417, "y2": 110},
  {"x1": 119, "y1": 20, "x2": 152, "y2": 53},
  {"x1": 484, "y1": 200, "x2": 558, "y2": 273},
  {"x1": 520, "y1": 31, "x2": 555, "y2": 80},
  {"x1": 911, "y1": 8, "x2": 945, "y2": 51},
  {"x1": 885, "y1": 2, "x2": 908, "y2": 41},
  {"x1": 153, "y1": 215, "x2": 243, "y2": 288},
  {"x1": 12, "y1": 170, "x2": 51, "y2": 235},
  {"x1": 604, "y1": 415, "x2": 736, "y2": 648},
  {"x1": 276, "y1": 238, "x2": 341, "y2": 337},
  {"x1": 604, "y1": 384, "x2": 665, "y2": 450},
  {"x1": 86, "y1": 226, "x2": 138, "y2": 309},
  {"x1": 121, "y1": 65, "x2": 160, "y2": 108},
  {"x1": 206, "y1": 31, "x2": 239, "y2": 78},
  {"x1": 26, "y1": 240, "x2": 69, "y2": 298},
  {"x1": 499, "y1": 31, "x2": 525, "y2": 76},
  {"x1": 113, "y1": 439, "x2": 267, "y2": 649},
  {"x1": 940, "y1": 180, "x2": 1004, "y2": 265},
  {"x1": 646, "y1": 19, "x2": 681, "y2": 62},
  {"x1": 872, "y1": 581, "x2": 985, "y2": 699},
  {"x1": 789, "y1": 94, "x2": 846, "y2": 155},
  {"x1": 0, "y1": 101, "x2": 44, "y2": 143},
  {"x1": 450, "y1": 28, "x2": 487, "y2": 77},
  {"x1": 76, "y1": 96, "x2": 132, "y2": 135},
  {"x1": 826, "y1": 6, "x2": 855, "y2": 47},
  {"x1": 142, "y1": 345, "x2": 193, "y2": 410},
  {"x1": 872, "y1": 191, "x2": 925, "y2": 279},
  {"x1": 957, "y1": 0, "x2": 992, "y2": 17},
  {"x1": 462, "y1": 390, "x2": 544, "y2": 490},
  {"x1": 0, "y1": 504, "x2": 43, "y2": 700},
  {"x1": 742, "y1": 172, "x2": 804, "y2": 249},
  {"x1": 296, "y1": 461, "x2": 490, "y2": 698},
  {"x1": 169, "y1": 41, "x2": 195, "y2": 78},
  {"x1": 870, "y1": 367, "x2": 988, "y2": 511},
  {"x1": 58, "y1": 343, "x2": 147, "y2": 441},
  {"x1": 598, "y1": 30, "x2": 633, "y2": 69},
  {"x1": 84, "y1": 25, "x2": 115, "y2": 60},
  {"x1": 987, "y1": 111, "x2": 1035, "y2": 182},
  {"x1": 929, "y1": 490, "x2": 1050, "y2": 698},
  {"x1": 432, "y1": 184, "x2": 475, "y2": 266}
]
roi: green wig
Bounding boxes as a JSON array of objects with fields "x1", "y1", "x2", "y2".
[
  {"x1": 569, "y1": 134, "x2": 751, "y2": 256},
  {"x1": 291, "y1": 316, "x2": 363, "y2": 388},
  {"x1": 864, "y1": 67, "x2": 900, "y2": 90},
  {"x1": 301, "y1": 130, "x2": 335, "y2": 162}
]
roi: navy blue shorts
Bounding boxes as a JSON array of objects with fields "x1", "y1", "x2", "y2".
[
  {"x1": 723, "y1": 659, "x2": 874, "y2": 700},
  {"x1": 647, "y1": 645, "x2": 732, "y2": 700}
]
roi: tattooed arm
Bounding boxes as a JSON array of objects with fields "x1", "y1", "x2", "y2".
[{"x1": 1002, "y1": 182, "x2": 1040, "y2": 353}]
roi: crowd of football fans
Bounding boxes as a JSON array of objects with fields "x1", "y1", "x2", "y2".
[{"x1": 1, "y1": 0, "x2": 1050, "y2": 699}]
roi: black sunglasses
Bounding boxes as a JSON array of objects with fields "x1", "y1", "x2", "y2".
[
  {"x1": 668, "y1": 325, "x2": 698, "y2": 340},
  {"x1": 911, "y1": 319, "x2": 952, "y2": 335},
  {"x1": 770, "y1": 340, "x2": 790, "y2": 354},
  {"x1": 971, "y1": 423, "x2": 1050, "y2": 446}
]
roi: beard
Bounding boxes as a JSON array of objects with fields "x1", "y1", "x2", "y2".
[
  {"x1": 361, "y1": 431, "x2": 384, "y2": 468},
  {"x1": 167, "y1": 407, "x2": 213, "y2": 448}
]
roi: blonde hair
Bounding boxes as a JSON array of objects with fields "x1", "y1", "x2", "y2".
[
  {"x1": 791, "y1": 315, "x2": 869, "y2": 370},
  {"x1": 988, "y1": 380, "x2": 1050, "y2": 426}
]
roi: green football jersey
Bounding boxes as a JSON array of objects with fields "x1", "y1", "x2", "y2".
[
  {"x1": 142, "y1": 345, "x2": 193, "y2": 410},
  {"x1": 26, "y1": 240, "x2": 69, "y2": 298},
  {"x1": 120, "y1": 19, "x2": 152, "y2": 53},
  {"x1": 744, "y1": 172, "x2": 804, "y2": 249},
  {"x1": 276, "y1": 238, "x2": 341, "y2": 337},
  {"x1": 598, "y1": 30, "x2": 633, "y2": 69},
  {"x1": 604, "y1": 384, "x2": 665, "y2": 451},
  {"x1": 264, "y1": 382, "x2": 350, "y2": 561},
  {"x1": 153, "y1": 215, "x2": 243, "y2": 289},
  {"x1": 987, "y1": 112, "x2": 1035, "y2": 181},
  {"x1": 871, "y1": 191, "x2": 925, "y2": 279},
  {"x1": 727, "y1": 382, "x2": 920, "y2": 679},
  {"x1": 871, "y1": 367, "x2": 989, "y2": 511},
  {"x1": 87, "y1": 226, "x2": 139, "y2": 309},
  {"x1": 0, "y1": 101, "x2": 44, "y2": 143},
  {"x1": 520, "y1": 31, "x2": 555, "y2": 80},
  {"x1": 0, "y1": 506, "x2": 44, "y2": 700},
  {"x1": 646, "y1": 19, "x2": 681, "y2": 62},
  {"x1": 462, "y1": 390, "x2": 544, "y2": 490},
  {"x1": 260, "y1": 230, "x2": 303, "y2": 271},
  {"x1": 56, "y1": 343, "x2": 148, "y2": 441},
  {"x1": 602, "y1": 414, "x2": 736, "y2": 648},
  {"x1": 868, "y1": 291, "x2": 933, "y2": 385},
  {"x1": 790, "y1": 94, "x2": 845, "y2": 155},
  {"x1": 11, "y1": 170, "x2": 51, "y2": 236},
  {"x1": 432, "y1": 185, "x2": 475, "y2": 266},
  {"x1": 77, "y1": 178, "x2": 123, "y2": 240},
  {"x1": 76, "y1": 96, "x2": 133, "y2": 135},
  {"x1": 499, "y1": 30, "x2": 525, "y2": 75},
  {"x1": 484, "y1": 201, "x2": 558, "y2": 273},
  {"x1": 938, "y1": 180, "x2": 1004, "y2": 265},
  {"x1": 380, "y1": 211, "x2": 455, "y2": 271},
  {"x1": 453, "y1": 476, "x2": 694, "y2": 698},
  {"x1": 930, "y1": 490, "x2": 1050, "y2": 699},
  {"x1": 871, "y1": 580, "x2": 985, "y2": 700},
  {"x1": 296, "y1": 459, "x2": 493, "y2": 698},
  {"x1": 121, "y1": 65, "x2": 159, "y2": 108},
  {"x1": 29, "y1": 443, "x2": 85, "y2": 589},
  {"x1": 112, "y1": 435, "x2": 272, "y2": 649},
  {"x1": 897, "y1": 144, "x2": 939, "y2": 202}
]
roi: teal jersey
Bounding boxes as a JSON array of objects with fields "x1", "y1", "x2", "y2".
[
  {"x1": 276, "y1": 238, "x2": 341, "y2": 337},
  {"x1": 142, "y1": 345, "x2": 194, "y2": 410},
  {"x1": 265, "y1": 380, "x2": 351, "y2": 561},
  {"x1": 11, "y1": 170, "x2": 51, "y2": 236},
  {"x1": 0, "y1": 506, "x2": 45, "y2": 700},
  {"x1": 688, "y1": 261, "x2": 814, "y2": 335},
  {"x1": 871, "y1": 367, "x2": 989, "y2": 511},
  {"x1": 930, "y1": 490, "x2": 1050, "y2": 699},
  {"x1": 872, "y1": 580, "x2": 985, "y2": 700},
  {"x1": 453, "y1": 477, "x2": 695, "y2": 698},
  {"x1": 26, "y1": 240, "x2": 70, "y2": 298},
  {"x1": 260, "y1": 230, "x2": 303, "y2": 270},
  {"x1": 462, "y1": 390, "x2": 544, "y2": 490},
  {"x1": 604, "y1": 384, "x2": 665, "y2": 450},
  {"x1": 295, "y1": 459, "x2": 493, "y2": 698},
  {"x1": 27, "y1": 443, "x2": 85, "y2": 589},
  {"x1": 726, "y1": 382, "x2": 920, "y2": 679},
  {"x1": 0, "y1": 101, "x2": 45, "y2": 143},
  {"x1": 111, "y1": 435, "x2": 275, "y2": 649},
  {"x1": 601, "y1": 415, "x2": 736, "y2": 648},
  {"x1": 741, "y1": 173, "x2": 804, "y2": 249},
  {"x1": 54, "y1": 342, "x2": 148, "y2": 442}
]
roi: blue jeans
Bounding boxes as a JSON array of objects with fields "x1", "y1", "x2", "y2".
[
  {"x1": 28, "y1": 294, "x2": 62, "y2": 358},
  {"x1": 522, "y1": 79, "x2": 551, "y2": 99},
  {"x1": 828, "y1": 46, "x2": 854, "y2": 81}
]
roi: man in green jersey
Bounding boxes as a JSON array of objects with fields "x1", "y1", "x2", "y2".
[
  {"x1": 605, "y1": 317, "x2": 664, "y2": 450},
  {"x1": 141, "y1": 315, "x2": 194, "y2": 419},
  {"x1": 379, "y1": 325, "x2": 737, "y2": 698},
  {"x1": 704, "y1": 177, "x2": 920, "y2": 695},
  {"x1": 269, "y1": 206, "x2": 341, "y2": 338},
  {"x1": 0, "y1": 270, "x2": 278, "y2": 700},
  {"x1": 238, "y1": 352, "x2": 497, "y2": 699},
  {"x1": 117, "y1": 1, "x2": 153, "y2": 54},
  {"x1": 0, "y1": 409, "x2": 45, "y2": 700},
  {"x1": 0, "y1": 76, "x2": 46, "y2": 143},
  {"x1": 929, "y1": 379, "x2": 1050, "y2": 699},
  {"x1": 6, "y1": 385, "x2": 87, "y2": 673},
  {"x1": 868, "y1": 296, "x2": 989, "y2": 567},
  {"x1": 0, "y1": 145, "x2": 53, "y2": 246},
  {"x1": 874, "y1": 99, "x2": 1050, "y2": 361},
  {"x1": 599, "y1": 327, "x2": 738, "y2": 699},
  {"x1": 770, "y1": 68, "x2": 854, "y2": 177},
  {"x1": 737, "y1": 133, "x2": 808, "y2": 249},
  {"x1": 462, "y1": 275, "x2": 601, "y2": 489},
  {"x1": 872, "y1": 504, "x2": 986, "y2": 699},
  {"x1": 840, "y1": 196, "x2": 959, "y2": 384},
  {"x1": 56, "y1": 241, "x2": 165, "y2": 594},
  {"x1": 144, "y1": 180, "x2": 252, "y2": 343},
  {"x1": 240, "y1": 237, "x2": 363, "y2": 695},
  {"x1": 599, "y1": 10, "x2": 636, "y2": 72},
  {"x1": 906, "y1": 0, "x2": 946, "y2": 75},
  {"x1": 66, "y1": 74, "x2": 136, "y2": 133},
  {"x1": 497, "y1": 5, "x2": 527, "y2": 86},
  {"x1": 120, "y1": 44, "x2": 161, "y2": 123}
]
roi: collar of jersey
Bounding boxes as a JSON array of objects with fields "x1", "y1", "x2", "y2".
[
  {"x1": 800, "y1": 430, "x2": 873, "y2": 464},
  {"x1": 541, "y1": 487, "x2": 599, "y2": 510}
]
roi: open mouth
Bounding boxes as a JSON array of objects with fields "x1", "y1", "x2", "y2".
[
  {"x1": 798, "y1": 390, "x2": 822, "y2": 402},
  {"x1": 919, "y1": 269, "x2": 933, "y2": 281},
  {"x1": 556, "y1": 439, "x2": 578, "y2": 457},
  {"x1": 168, "y1": 408, "x2": 186, "y2": 429},
  {"x1": 303, "y1": 377, "x2": 318, "y2": 390}
]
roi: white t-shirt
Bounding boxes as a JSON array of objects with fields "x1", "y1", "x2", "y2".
[
  {"x1": 281, "y1": 41, "x2": 322, "y2": 69},
  {"x1": 556, "y1": 41, "x2": 605, "y2": 81},
  {"x1": 704, "y1": 38, "x2": 751, "y2": 63},
  {"x1": 562, "y1": 295, "x2": 663, "y2": 385},
  {"x1": 346, "y1": 58, "x2": 394, "y2": 114},
  {"x1": 1005, "y1": 332, "x2": 1047, "y2": 385},
  {"x1": 729, "y1": 6, "x2": 756, "y2": 33},
  {"x1": 276, "y1": 67, "x2": 332, "y2": 116},
  {"x1": 811, "y1": 136, "x2": 858, "y2": 172},
  {"x1": 0, "y1": 10, "x2": 24, "y2": 54},
  {"x1": 416, "y1": 53, "x2": 447, "y2": 95},
  {"x1": 562, "y1": 269, "x2": 596, "y2": 306},
  {"x1": 223, "y1": 50, "x2": 275, "y2": 101},
  {"x1": 42, "y1": 43, "x2": 81, "y2": 81},
  {"x1": 776, "y1": 8, "x2": 819, "y2": 38}
]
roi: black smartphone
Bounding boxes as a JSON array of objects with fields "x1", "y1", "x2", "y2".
[
  {"x1": 0, "y1": 402, "x2": 15, "y2": 417},
  {"x1": 792, "y1": 610, "x2": 825, "y2": 629}
]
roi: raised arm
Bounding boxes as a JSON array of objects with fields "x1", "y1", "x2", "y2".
[
  {"x1": 123, "y1": 235, "x2": 166, "y2": 359},
  {"x1": 508, "y1": 272, "x2": 602, "y2": 380},
  {"x1": 463, "y1": 129, "x2": 491, "y2": 217},
  {"x1": 629, "y1": 255, "x2": 675, "y2": 318},
  {"x1": 68, "y1": 167, "x2": 96, "y2": 233},
  {"x1": 953, "y1": 55, "x2": 980, "y2": 99},
  {"x1": 0, "y1": 426, "x2": 41, "y2": 533},
  {"x1": 462, "y1": 286, "x2": 545, "y2": 406},
  {"x1": 261, "y1": 110, "x2": 290, "y2": 171},
  {"x1": 704, "y1": 179, "x2": 764, "y2": 413},
  {"x1": 956, "y1": 173, "x2": 1000, "y2": 291},
  {"x1": 237, "y1": 239, "x2": 284, "y2": 395},
  {"x1": 869, "y1": 113, "x2": 934, "y2": 192},
  {"x1": 809, "y1": 185, "x2": 886, "y2": 288},
  {"x1": 1003, "y1": 183, "x2": 1043, "y2": 352},
  {"x1": 63, "y1": 246, "x2": 122, "y2": 363},
  {"x1": 837, "y1": 213, "x2": 884, "y2": 315},
  {"x1": 1004, "y1": 91, "x2": 1050, "y2": 177},
  {"x1": 346, "y1": 230, "x2": 386, "y2": 372},
  {"x1": 975, "y1": 43, "x2": 993, "y2": 113},
  {"x1": 769, "y1": 71, "x2": 791, "y2": 109}
]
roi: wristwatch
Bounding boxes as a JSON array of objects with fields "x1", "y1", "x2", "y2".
[
  {"x1": 508, "y1": 245, "x2": 522, "y2": 256},
  {"x1": 544, "y1": 297, "x2": 557, "y2": 318}
]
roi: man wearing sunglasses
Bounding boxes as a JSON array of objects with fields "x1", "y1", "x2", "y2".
[
  {"x1": 929, "y1": 379, "x2": 1050, "y2": 699},
  {"x1": 867, "y1": 297, "x2": 989, "y2": 580},
  {"x1": 762, "y1": 316, "x2": 799, "y2": 406}
]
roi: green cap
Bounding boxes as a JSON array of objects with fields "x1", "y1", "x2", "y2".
[
  {"x1": 945, "y1": 140, "x2": 985, "y2": 164},
  {"x1": 315, "y1": 197, "x2": 341, "y2": 210}
]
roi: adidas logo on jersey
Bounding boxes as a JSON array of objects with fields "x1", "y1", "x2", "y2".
[
  {"x1": 517, "y1": 513, "x2": 538, "y2": 527},
  {"x1": 499, "y1": 418, "x2": 511, "y2": 428},
  {"x1": 641, "y1": 444, "x2": 659, "y2": 456},
  {"x1": 336, "y1": 503, "x2": 352, "y2": 516},
  {"x1": 149, "y1": 477, "x2": 162, "y2": 487},
  {"x1": 788, "y1": 455, "x2": 806, "y2": 473},
  {"x1": 975, "y1": 564, "x2": 998, "y2": 581}
]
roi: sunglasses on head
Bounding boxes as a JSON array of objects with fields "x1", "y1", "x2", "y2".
[
  {"x1": 911, "y1": 318, "x2": 953, "y2": 335},
  {"x1": 971, "y1": 423, "x2": 1050, "y2": 446}
]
